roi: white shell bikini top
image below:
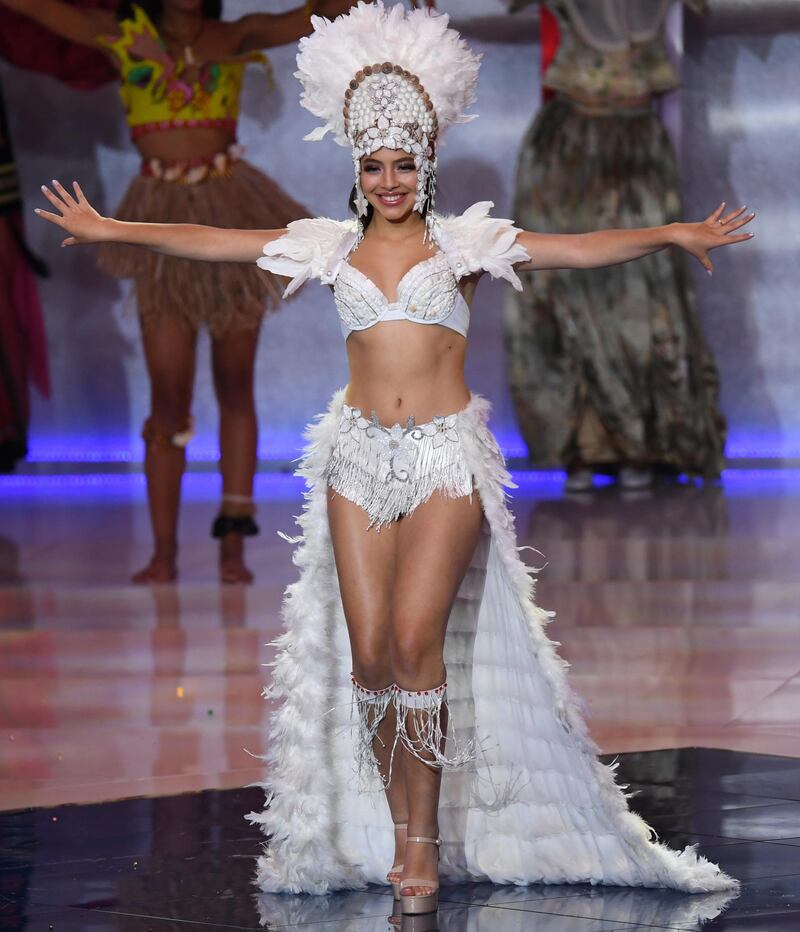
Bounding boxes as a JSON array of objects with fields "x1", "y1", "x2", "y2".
[{"x1": 257, "y1": 201, "x2": 531, "y2": 341}]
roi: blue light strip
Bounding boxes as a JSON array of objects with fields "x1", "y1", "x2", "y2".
[
  {"x1": 3, "y1": 469, "x2": 800, "y2": 500},
  {"x1": 24, "y1": 431, "x2": 800, "y2": 464},
  {"x1": 0, "y1": 471, "x2": 306, "y2": 501}
]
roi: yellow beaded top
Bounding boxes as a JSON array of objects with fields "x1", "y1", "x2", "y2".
[{"x1": 99, "y1": 4, "x2": 269, "y2": 138}]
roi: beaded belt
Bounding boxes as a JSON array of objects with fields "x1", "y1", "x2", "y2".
[
  {"x1": 561, "y1": 91, "x2": 652, "y2": 117},
  {"x1": 131, "y1": 117, "x2": 238, "y2": 142},
  {"x1": 140, "y1": 143, "x2": 244, "y2": 184}
]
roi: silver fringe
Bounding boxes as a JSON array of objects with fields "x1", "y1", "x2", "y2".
[
  {"x1": 350, "y1": 675, "x2": 394, "y2": 788},
  {"x1": 350, "y1": 676, "x2": 476, "y2": 784},
  {"x1": 352, "y1": 158, "x2": 368, "y2": 245},
  {"x1": 325, "y1": 405, "x2": 474, "y2": 530},
  {"x1": 394, "y1": 681, "x2": 476, "y2": 770},
  {"x1": 423, "y1": 160, "x2": 438, "y2": 244}
]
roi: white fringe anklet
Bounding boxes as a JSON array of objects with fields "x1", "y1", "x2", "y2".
[
  {"x1": 350, "y1": 674, "x2": 395, "y2": 787},
  {"x1": 394, "y1": 681, "x2": 475, "y2": 770}
]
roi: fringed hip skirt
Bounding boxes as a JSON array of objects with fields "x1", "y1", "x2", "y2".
[
  {"x1": 325, "y1": 402, "x2": 474, "y2": 529},
  {"x1": 97, "y1": 159, "x2": 307, "y2": 337},
  {"x1": 505, "y1": 96, "x2": 726, "y2": 478},
  {"x1": 248, "y1": 389, "x2": 737, "y2": 901}
]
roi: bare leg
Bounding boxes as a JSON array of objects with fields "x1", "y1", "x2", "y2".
[
  {"x1": 326, "y1": 490, "x2": 409, "y2": 875},
  {"x1": 392, "y1": 492, "x2": 484, "y2": 898},
  {"x1": 133, "y1": 317, "x2": 197, "y2": 584},
  {"x1": 211, "y1": 325, "x2": 261, "y2": 584}
]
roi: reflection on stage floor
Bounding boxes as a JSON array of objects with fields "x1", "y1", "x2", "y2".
[
  {"x1": 2, "y1": 470, "x2": 798, "y2": 810},
  {"x1": 2, "y1": 749, "x2": 800, "y2": 930},
  {"x1": 1, "y1": 469, "x2": 799, "y2": 928}
]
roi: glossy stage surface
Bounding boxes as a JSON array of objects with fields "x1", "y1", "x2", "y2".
[
  {"x1": 2, "y1": 470, "x2": 799, "y2": 811},
  {"x1": 2, "y1": 469, "x2": 800, "y2": 929},
  {"x1": 2, "y1": 748, "x2": 800, "y2": 930}
]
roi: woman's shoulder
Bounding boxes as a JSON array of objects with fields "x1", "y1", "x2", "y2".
[
  {"x1": 434, "y1": 202, "x2": 530, "y2": 289},
  {"x1": 264, "y1": 217, "x2": 357, "y2": 260},
  {"x1": 257, "y1": 217, "x2": 358, "y2": 296},
  {"x1": 436, "y1": 201, "x2": 515, "y2": 238}
]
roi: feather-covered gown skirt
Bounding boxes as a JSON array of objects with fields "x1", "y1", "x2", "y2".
[{"x1": 247, "y1": 389, "x2": 737, "y2": 896}]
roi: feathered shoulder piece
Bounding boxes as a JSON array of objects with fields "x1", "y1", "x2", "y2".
[
  {"x1": 257, "y1": 218, "x2": 358, "y2": 297},
  {"x1": 434, "y1": 202, "x2": 531, "y2": 290}
]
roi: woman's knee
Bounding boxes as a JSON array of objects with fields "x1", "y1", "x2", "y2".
[
  {"x1": 147, "y1": 359, "x2": 193, "y2": 419},
  {"x1": 350, "y1": 637, "x2": 392, "y2": 689},
  {"x1": 213, "y1": 342, "x2": 257, "y2": 409},
  {"x1": 148, "y1": 386, "x2": 192, "y2": 428},
  {"x1": 214, "y1": 368, "x2": 256, "y2": 411},
  {"x1": 389, "y1": 623, "x2": 443, "y2": 685}
]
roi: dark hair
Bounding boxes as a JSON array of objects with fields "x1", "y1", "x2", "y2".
[{"x1": 117, "y1": 0, "x2": 223, "y2": 23}]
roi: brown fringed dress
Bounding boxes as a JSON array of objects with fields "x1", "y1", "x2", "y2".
[{"x1": 505, "y1": 0, "x2": 725, "y2": 478}]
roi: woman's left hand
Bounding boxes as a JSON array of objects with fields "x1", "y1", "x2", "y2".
[{"x1": 671, "y1": 203, "x2": 755, "y2": 276}]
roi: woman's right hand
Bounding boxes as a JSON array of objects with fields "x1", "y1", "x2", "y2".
[
  {"x1": 35, "y1": 181, "x2": 112, "y2": 246},
  {"x1": 37, "y1": 178, "x2": 286, "y2": 263}
]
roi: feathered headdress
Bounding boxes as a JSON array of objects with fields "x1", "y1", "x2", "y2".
[{"x1": 295, "y1": 1, "x2": 482, "y2": 239}]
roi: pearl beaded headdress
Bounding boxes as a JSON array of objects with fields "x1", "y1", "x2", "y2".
[{"x1": 295, "y1": 1, "x2": 481, "y2": 239}]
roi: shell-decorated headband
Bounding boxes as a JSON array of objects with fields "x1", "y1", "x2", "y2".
[{"x1": 295, "y1": 1, "x2": 482, "y2": 236}]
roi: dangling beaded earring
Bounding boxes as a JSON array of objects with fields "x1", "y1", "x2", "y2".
[
  {"x1": 424, "y1": 157, "x2": 438, "y2": 243},
  {"x1": 353, "y1": 158, "x2": 368, "y2": 244}
]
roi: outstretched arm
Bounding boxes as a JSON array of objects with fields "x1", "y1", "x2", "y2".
[
  {"x1": 232, "y1": 1, "x2": 360, "y2": 53},
  {"x1": 0, "y1": 0, "x2": 116, "y2": 47},
  {"x1": 516, "y1": 204, "x2": 755, "y2": 277},
  {"x1": 35, "y1": 181, "x2": 284, "y2": 263}
]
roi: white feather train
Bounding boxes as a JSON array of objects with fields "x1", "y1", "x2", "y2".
[{"x1": 247, "y1": 392, "x2": 737, "y2": 895}]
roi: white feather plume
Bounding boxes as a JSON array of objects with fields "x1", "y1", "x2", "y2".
[{"x1": 295, "y1": 1, "x2": 482, "y2": 147}]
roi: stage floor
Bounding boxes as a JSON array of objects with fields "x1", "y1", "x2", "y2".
[
  {"x1": 1, "y1": 469, "x2": 799, "y2": 928},
  {"x1": 2, "y1": 748, "x2": 799, "y2": 929},
  {"x1": 2, "y1": 470, "x2": 799, "y2": 811}
]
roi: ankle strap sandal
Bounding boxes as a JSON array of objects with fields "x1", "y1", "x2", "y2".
[
  {"x1": 400, "y1": 836, "x2": 440, "y2": 915},
  {"x1": 387, "y1": 821, "x2": 407, "y2": 899}
]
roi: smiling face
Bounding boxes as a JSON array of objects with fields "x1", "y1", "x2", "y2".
[{"x1": 359, "y1": 148, "x2": 419, "y2": 222}]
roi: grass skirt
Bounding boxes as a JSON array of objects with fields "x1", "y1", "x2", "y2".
[
  {"x1": 505, "y1": 97, "x2": 726, "y2": 478},
  {"x1": 247, "y1": 389, "x2": 737, "y2": 897},
  {"x1": 97, "y1": 160, "x2": 307, "y2": 337}
]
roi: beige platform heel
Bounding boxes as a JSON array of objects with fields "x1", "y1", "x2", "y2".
[
  {"x1": 387, "y1": 822, "x2": 407, "y2": 899},
  {"x1": 399, "y1": 836, "x2": 440, "y2": 915}
]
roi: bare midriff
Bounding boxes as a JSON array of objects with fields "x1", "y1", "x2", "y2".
[
  {"x1": 135, "y1": 126, "x2": 238, "y2": 162},
  {"x1": 344, "y1": 321, "x2": 470, "y2": 426}
]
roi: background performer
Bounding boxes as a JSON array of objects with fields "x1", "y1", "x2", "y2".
[
  {"x1": 1, "y1": 0, "x2": 353, "y2": 582},
  {"x1": 506, "y1": 0, "x2": 726, "y2": 492}
]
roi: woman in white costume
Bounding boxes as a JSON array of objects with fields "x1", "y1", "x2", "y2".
[{"x1": 34, "y1": 1, "x2": 752, "y2": 916}]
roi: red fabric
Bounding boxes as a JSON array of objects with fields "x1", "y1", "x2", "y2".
[
  {"x1": 540, "y1": 4, "x2": 561, "y2": 103},
  {"x1": 0, "y1": 210, "x2": 50, "y2": 400},
  {"x1": 0, "y1": 209, "x2": 50, "y2": 467},
  {"x1": 0, "y1": 0, "x2": 120, "y2": 90}
]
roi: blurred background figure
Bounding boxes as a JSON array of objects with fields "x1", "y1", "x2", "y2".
[
  {"x1": 505, "y1": 0, "x2": 726, "y2": 492},
  {"x1": 0, "y1": 74, "x2": 50, "y2": 472},
  {"x1": 0, "y1": 0, "x2": 352, "y2": 583}
]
